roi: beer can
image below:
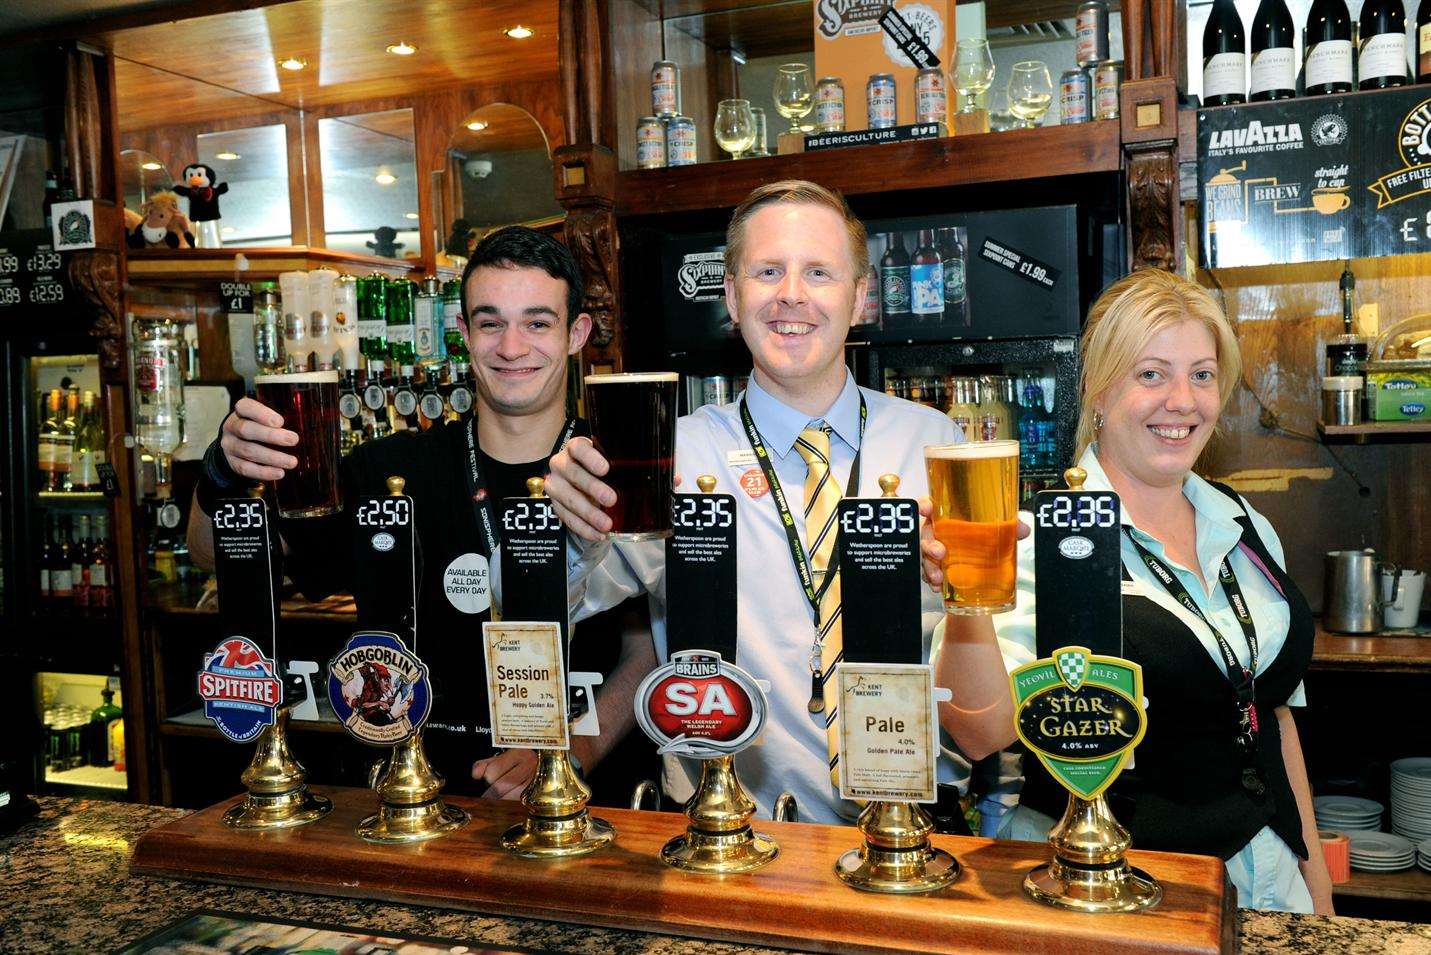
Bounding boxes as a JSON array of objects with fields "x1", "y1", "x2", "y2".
[
  {"x1": 700, "y1": 375, "x2": 732, "y2": 407},
  {"x1": 1094, "y1": 60, "x2": 1124, "y2": 120},
  {"x1": 636, "y1": 116, "x2": 666, "y2": 169},
  {"x1": 666, "y1": 115, "x2": 697, "y2": 166},
  {"x1": 749, "y1": 107, "x2": 769, "y2": 155},
  {"x1": 867, "y1": 74, "x2": 897, "y2": 129},
  {"x1": 1075, "y1": 0, "x2": 1110, "y2": 68},
  {"x1": 915, "y1": 68, "x2": 947, "y2": 125},
  {"x1": 651, "y1": 60, "x2": 681, "y2": 117},
  {"x1": 1060, "y1": 69, "x2": 1092, "y2": 124},
  {"x1": 815, "y1": 76, "x2": 846, "y2": 132}
]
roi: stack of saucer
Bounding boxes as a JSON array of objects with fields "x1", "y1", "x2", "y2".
[
  {"x1": 1347, "y1": 830, "x2": 1417, "y2": 872},
  {"x1": 1419, "y1": 838, "x2": 1431, "y2": 873},
  {"x1": 1390, "y1": 758, "x2": 1431, "y2": 843},
  {"x1": 1313, "y1": 795, "x2": 1384, "y2": 832}
]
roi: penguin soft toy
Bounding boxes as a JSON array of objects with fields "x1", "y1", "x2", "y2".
[{"x1": 173, "y1": 163, "x2": 229, "y2": 248}]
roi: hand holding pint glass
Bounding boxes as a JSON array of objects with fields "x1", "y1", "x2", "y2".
[
  {"x1": 247, "y1": 370, "x2": 343, "y2": 518},
  {"x1": 582, "y1": 372, "x2": 679, "y2": 540},
  {"x1": 924, "y1": 441, "x2": 1019, "y2": 614}
]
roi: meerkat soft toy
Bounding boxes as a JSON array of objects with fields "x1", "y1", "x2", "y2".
[{"x1": 173, "y1": 163, "x2": 228, "y2": 247}]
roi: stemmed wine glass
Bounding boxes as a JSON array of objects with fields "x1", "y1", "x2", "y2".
[
  {"x1": 1007, "y1": 61, "x2": 1053, "y2": 129},
  {"x1": 714, "y1": 99, "x2": 757, "y2": 159},
  {"x1": 773, "y1": 63, "x2": 814, "y2": 135},
  {"x1": 952, "y1": 39, "x2": 996, "y2": 114}
]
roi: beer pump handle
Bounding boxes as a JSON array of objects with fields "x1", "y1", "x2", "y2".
[
  {"x1": 387, "y1": 475, "x2": 406, "y2": 496},
  {"x1": 878, "y1": 473, "x2": 899, "y2": 497},
  {"x1": 527, "y1": 476, "x2": 546, "y2": 497},
  {"x1": 697, "y1": 475, "x2": 717, "y2": 493},
  {"x1": 1064, "y1": 467, "x2": 1087, "y2": 491}
]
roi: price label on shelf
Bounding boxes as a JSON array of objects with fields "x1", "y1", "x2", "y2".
[{"x1": 0, "y1": 230, "x2": 73, "y2": 312}]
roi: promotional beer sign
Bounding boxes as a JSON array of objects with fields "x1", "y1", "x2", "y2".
[
  {"x1": 483, "y1": 621, "x2": 568, "y2": 750},
  {"x1": 836, "y1": 662, "x2": 940, "y2": 803},
  {"x1": 666, "y1": 486, "x2": 738, "y2": 660},
  {"x1": 1032, "y1": 484, "x2": 1122, "y2": 659},
  {"x1": 634, "y1": 650, "x2": 766, "y2": 758},
  {"x1": 351, "y1": 487, "x2": 417, "y2": 643},
  {"x1": 1011, "y1": 645, "x2": 1146, "y2": 799},
  {"x1": 198, "y1": 636, "x2": 283, "y2": 743},
  {"x1": 835, "y1": 490, "x2": 922, "y2": 664},
  {"x1": 327, "y1": 631, "x2": 432, "y2": 745},
  {"x1": 499, "y1": 493, "x2": 569, "y2": 645}
]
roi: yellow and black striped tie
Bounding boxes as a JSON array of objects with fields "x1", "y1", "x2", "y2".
[{"x1": 794, "y1": 424, "x2": 845, "y2": 785}]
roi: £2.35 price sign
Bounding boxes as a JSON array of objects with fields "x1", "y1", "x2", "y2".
[
  {"x1": 665, "y1": 488, "x2": 738, "y2": 661},
  {"x1": 1032, "y1": 486, "x2": 1122, "y2": 659},
  {"x1": 836, "y1": 492, "x2": 922, "y2": 665}
]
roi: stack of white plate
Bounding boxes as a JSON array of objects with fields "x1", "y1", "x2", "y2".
[
  {"x1": 1313, "y1": 795, "x2": 1383, "y2": 832},
  {"x1": 1418, "y1": 838, "x2": 1431, "y2": 873},
  {"x1": 1390, "y1": 758, "x2": 1431, "y2": 843},
  {"x1": 1347, "y1": 830, "x2": 1417, "y2": 872}
]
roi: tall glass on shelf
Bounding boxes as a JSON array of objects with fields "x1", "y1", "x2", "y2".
[
  {"x1": 1008, "y1": 61, "x2": 1054, "y2": 128},
  {"x1": 953, "y1": 39, "x2": 996, "y2": 113},
  {"x1": 132, "y1": 319, "x2": 186, "y2": 496},
  {"x1": 714, "y1": 99, "x2": 757, "y2": 159},
  {"x1": 773, "y1": 64, "x2": 814, "y2": 135}
]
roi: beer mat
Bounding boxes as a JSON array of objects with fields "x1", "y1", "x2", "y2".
[
  {"x1": 805, "y1": 122, "x2": 943, "y2": 152},
  {"x1": 977, "y1": 236, "x2": 1061, "y2": 291},
  {"x1": 118, "y1": 910, "x2": 564, "y2": 954}
]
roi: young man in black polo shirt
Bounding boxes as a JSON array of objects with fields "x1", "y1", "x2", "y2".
[{"x1": 188, "y1": 226, "x2": 655, "y2": 797}]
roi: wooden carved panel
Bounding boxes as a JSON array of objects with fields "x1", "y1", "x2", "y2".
[
  {"x1": 1127, "y1": 145, "x2": 1177, "y2": 272},
  {"x1": 563, "y1": 207, "x2": 619, "y2": 356},
  {"x1": 70, "y1": 249, "x2": 125, "y2": 373}
]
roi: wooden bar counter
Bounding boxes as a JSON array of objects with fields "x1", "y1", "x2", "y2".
[{"x1": 3, "y1": 797, "x2": 1429, "y2": 953}]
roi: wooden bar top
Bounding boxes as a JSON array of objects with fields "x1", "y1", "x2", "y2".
[
  {"x1": 132, "y1": 787, "x2": 1235, "y2": 955},
  {"x1": 1312, "y1": 625, "x2": 1431, "y2": 672}
]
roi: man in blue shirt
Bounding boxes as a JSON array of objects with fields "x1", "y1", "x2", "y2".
[{"x1": 550, "y1": 180, "x2": 1025, "y2": 824}]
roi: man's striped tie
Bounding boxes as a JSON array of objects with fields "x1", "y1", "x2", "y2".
[{"x1": 794, "y1": 424, "x2": 845, "y2": 786}]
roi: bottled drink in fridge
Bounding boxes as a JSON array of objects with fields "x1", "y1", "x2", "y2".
[
  {"x1": 72, "y1": 390, "x2": 104, "y2": 491},
  {"x1": 38, "y1": 388, "x2": 63, "y2": 491},
  {"x1": 1359, "y1": 0, "x2": 1408, "y2": 89},
  {"x1": 1303, "y1": 0, "x2": 1353, "y2": 95},
  {"x1": 59, "y1": 387, "x2": 80, "y2": 491},
  {"x1": 89, "y1": 514, "x2": 112, "y2": 610},
  {"x1": 879, "y1": 233, "x2": 912, "y2": 326},
  {"x1": 1249, "y1": 0, "x2": 1296, "y2": 101},
  {"x1": 1203, "y1": 0, "x2": 1247, "y2": 105},
  {"x1": 910, "y1": 229, "x2": 945, "y2": 321},
  {"x1": 88, "y1": 683, "x2": 122, "y2": 767},
  {"x1": 938, "y1": 228, "x2": 968, "y2": 321},
  {"x1": 71, "y1": 513, "x2": 90, "y2": 610},
  {"x1": 51, "y1": 517, "x2": 73, "y2": 604},
  {"x1": 1418, "y1": 0, "x2": 1431, "y2": 81}
]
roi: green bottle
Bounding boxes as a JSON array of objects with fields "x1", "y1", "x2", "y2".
[
  {"x1": 441, "y1": 279, "x2": 467, "y2": 364},
  {"x1": 385, "y1": 278, "x2": 418, "y2": 367},
  {"x1": 88, "y1": 681, "x2": 122, "y2": 767},
  {"x1": 356, "y1": 274, "x2": 389, "y2": 370}
]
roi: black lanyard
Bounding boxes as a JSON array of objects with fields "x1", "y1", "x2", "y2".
[
  {"x1": 738, "y1": 395, "x2": 867, "y2": 620},
  {"x1": 463, "y1": 415, "x2": 577, "y2": 557},
  {"x1": 1125, "y1": 530, "x2": 1268, "y2": 795}
]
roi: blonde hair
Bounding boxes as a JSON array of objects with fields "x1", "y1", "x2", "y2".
[
  {"x1": 1076, "y1": 269, "x2": 1241, "y2": 459},
  {"x1": 724, "y1": 179, "x2": 869, "y2": 281}
]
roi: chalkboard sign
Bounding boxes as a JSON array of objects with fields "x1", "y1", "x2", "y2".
[
  {"x1": 498, "y1": 495, "x2": 570, "y2": 651},
  {"x1": 212, "y1": 494, "x2": 280, "y2": 655},
  {"x1": 1032, "y1": 488, "x2": 1122, "y2": 659},
  {"x1": 835, "y1": 495, "x2": 922, "y2": 665},
  {"x1": 0, "y1": 230, "x2": 70, "y2": 312},
  {"x1": 351, "y1": 490, "x2": 418, "y2": 647},
  {"x1": 665, "y1": 490, "x2": 738, "y2": 662}
]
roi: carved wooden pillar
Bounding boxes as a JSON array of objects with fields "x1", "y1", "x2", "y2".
[
  {"x1": 556, "y1": 0, "x2": 624, "y2": 370},
  {"x1": 1119, "y1": 77, "x2": 1180, "y2": 272}
]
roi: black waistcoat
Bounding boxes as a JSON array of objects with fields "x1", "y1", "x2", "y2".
[{"x1": 1020, "y1": 482, "x2": 1315, "y2": 861}]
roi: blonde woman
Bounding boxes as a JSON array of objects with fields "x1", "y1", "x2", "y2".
[{"x1": 999, "y1": 269, "x2": 1333, "y2": 913}]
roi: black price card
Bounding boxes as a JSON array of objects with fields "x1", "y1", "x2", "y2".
[
  {"x1": 0, "y1": 231, "x2": 70, "y2": 312},
  {"x1": 218, "y1": 281, "x2": 253, "y2": 315},
  {"x1": 351, "y1": 492, "x2": 418, "y2": 647},
  {"x1": 1032, "y1": 489, "x2": 1122, "y2": 659},
  {"x1": 212, "y1": 495, "x2": 280, "y2": 653},
  {"x1": 498, "y1": 496, "x2": 570, "y2": 651},
  {"x1": 665, "y1": 491, "x2": 737, "y2": 662},
  {"x1": 836, "y1": 496, "x2": 922, "y2": 665}
]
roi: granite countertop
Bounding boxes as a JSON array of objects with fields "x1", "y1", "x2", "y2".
[{"x1": 2, "y1": 797, "x2": 1429, "y2": 954}]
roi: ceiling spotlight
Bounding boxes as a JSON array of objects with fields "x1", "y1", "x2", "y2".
[
  {"x1": 404, "y1": 212, "x2": 419, "y2": 220},
  {"x1": 503, "y1": 25, "x2": 534, "y2": 39},
  {"x1": 221, "y1": 226, "x2": 236, "y2": 234},
  {"x1": 279, "y1": 57, "x2": 307, "y2": 71},
  {"x1": 466, "y1": 121, "x2": 489, "y2": 132},
  {"x1": 386, "y1": 42, "x2": 417, "y2": 55},
  {"x1": 140, "y1": 161, "x2": 163, "y2": 171},
  {"x1": 214, "y1": 151, "x2": 241, "y2": 161},
  {"x1": 375, "y1": 172, "x2": 397, "y2": 185}
]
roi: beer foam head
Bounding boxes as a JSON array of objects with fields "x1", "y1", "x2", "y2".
[
  {"x1": 255, "y1": 370, "x2": 340, "y2": 384},
  {"x1": 584, "y1": 372, "x2": 680, "y2": 384},
  {"x1": 924, "y1": 440, "x2": 1019, "y2": 460}
]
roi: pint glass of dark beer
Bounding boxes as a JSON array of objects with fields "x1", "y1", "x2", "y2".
[
  {"x1": 584, "y1": 372, "x2": 679, "y2": 540},
  {"x1": 924, "y1": 440, "x2": 1019, "y2": 613},
  {"x1": 255, "y1": 370, "x2": 343, "y2": 518}
]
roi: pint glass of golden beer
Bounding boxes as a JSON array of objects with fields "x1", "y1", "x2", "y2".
[{"x1": 924, "y1": 440, "x2": 1019, "y2": 614}]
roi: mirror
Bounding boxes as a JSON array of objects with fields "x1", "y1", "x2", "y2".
[
  {"x1": 194, "y1": 125, "x2": 293, "y2": 246},
  {"x1": 319, "y1": 108, "x2": 420, "y2": 260},
  {"x1": 120, "y1": 150, "x2": 173, "y2": 211},
  {"x1": 443, "y1": 104, "x2": 562, "y2": 255}
]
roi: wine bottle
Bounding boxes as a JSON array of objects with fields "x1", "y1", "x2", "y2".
[
  {"x1": 1203, "y1": 0, "x2": 1248, "y2": 106},
  {"x1": 1250, "y1": 0, "x2": 1297, "y2": 101},
  {"x1": 1419, "y1": 0, "x2": 1431, "y2": 82},
  {"x1": 1304, "y1": 0, "x2": 1354, "y2": 95},
  {"x1": 1359, "y1": 0, "x2": 1408, "y2": 89}
]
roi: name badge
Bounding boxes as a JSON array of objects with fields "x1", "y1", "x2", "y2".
[
  {"x1": 726, "y1": 449, "x2": 757, "y2": 468},
  {"x1": 836, "y1": 662, "x2": 943, "y2": 804},
  {"x1": 483, "y1": 621, "x2": 569, "y2": 750}
]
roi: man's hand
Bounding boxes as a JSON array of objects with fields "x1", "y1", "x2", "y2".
[
  {"x1": 471, "y1": 748, "x2": 538, "y2": 800},
  {"x1": 918, "y1": 497, "x2": 1031, "y2": 593},
  {"x1": 220, "y1": 397, "x2": 299, "y2": 482},
  {"x1": 544, "y1": 436, "x2": 616, "y2": 542}
]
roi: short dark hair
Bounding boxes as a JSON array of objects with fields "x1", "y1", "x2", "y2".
[{"x1": 459, "y1": 226, "x2": 585, "y2": 326}]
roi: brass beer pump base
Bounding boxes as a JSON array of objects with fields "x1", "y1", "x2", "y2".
[
  {"x1": 661, "y1": 754, "x2": 778, "y2": 874},
  {"x1": 222, "y1": 707, "x2": 332, "y2": 830},
  {"x1": 357, "y1": 731, "x2": 469, "y2": 844},
  {"x1": 1022, "y1": 793, "x2": 1163, "y2": 913},
  {"x1": 501, "y1": 750, "x2": 614, "y2": 859},
  {"x1": 834, "y1": 800, "x2": 959, "y2": 894}
]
